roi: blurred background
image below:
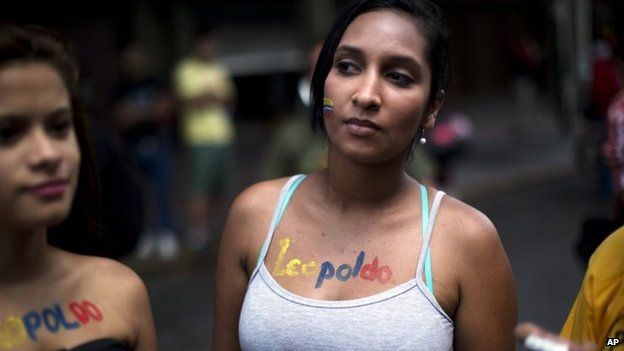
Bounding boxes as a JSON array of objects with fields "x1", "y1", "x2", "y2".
[{"x1": 5, "y1": 0, "x2": 624, "y2": 349}]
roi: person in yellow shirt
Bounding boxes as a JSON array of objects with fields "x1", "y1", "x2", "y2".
[
  {"x1": 516, "y1": 226, "x2": 624, "y2": 350},
  {"x1": 174, "y1": 26, "x2": 236, "y2": 250},
  {"x1": 560, "y1": 226, "x2": 624, "y2": 349}
]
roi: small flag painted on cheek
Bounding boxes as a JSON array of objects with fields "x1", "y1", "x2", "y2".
[{"x1": 323, "y1": 98, "x2": 334, "y2": 112}]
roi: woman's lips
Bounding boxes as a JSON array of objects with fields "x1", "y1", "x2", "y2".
[
  {"x1": 344, "y1": 118, "x2": 380, "y2": 137},
  {"x1": 26, "y1": 180, "x2": 68, "y2": 199}
]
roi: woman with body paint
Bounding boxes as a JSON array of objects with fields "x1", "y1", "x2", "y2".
[
  {"x1": 0, "y1": 24, "x2": 157, "y2": 350},
  {"x1": 213, "y1": 0, "x2": 517, "y2": 349}
]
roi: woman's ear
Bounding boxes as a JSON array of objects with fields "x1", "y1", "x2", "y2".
[{"x1": 423, "y1": 89, "x2": 445, "y2": 129}]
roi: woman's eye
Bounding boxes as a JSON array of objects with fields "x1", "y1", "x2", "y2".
[
  {"x1": 47, "y1": 118, "x2": 72, "y2": 137},
  {"x1": 0, "y1": 122, "x2": 25, "y2": 145},
  {"x1": 336, "y1": 61, "x2": 360, "y2": 75},
  {"x1": 387, "y1": 72, "x2": 414, "y2": 87}
]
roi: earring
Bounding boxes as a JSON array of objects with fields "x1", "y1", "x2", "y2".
[{"x1": 419, "y1": 129, "x2": 427, "y2": 145}]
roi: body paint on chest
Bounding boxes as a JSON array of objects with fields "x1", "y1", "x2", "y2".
[
  {"x1": 272, "y1": 238, "x2": 317, "y2": 277},
  {"x1": 270, "y1": 237, "x2": 393, "y2": 289},
  {"x1": 315, "y1": 253, "x2": 393, "y2": 288},
  {"x1": 0, "y1": 300, "x2": 103, "y2": 349}
]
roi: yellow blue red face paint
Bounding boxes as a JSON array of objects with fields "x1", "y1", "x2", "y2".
[
  {"x1": 271, "y1": 237, "x2": 393, "y2": 289},
  {"x1": 0, "y1": 300, "x2": 104, "y2": 348},
  {"x1": 323, "y1": 98, "x2": 334, "y2": 112}
]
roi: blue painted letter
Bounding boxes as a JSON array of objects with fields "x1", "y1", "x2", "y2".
[
  {"x1": 22, "y1": 311, "x2": 41, "y2": 341},
  {"x1": 55, "y1": 304, "x2": 79, "y2": 330},
  {"x1": 315, "y1": 261, "x2": 335, "y2": 288},
  {"x1": 43, "y1": 308, "x2": 60, "y2": 333},
  {"x1": 336, "y1": 264, "x2": 353, "y2": 281},
  {"x1": 352, "y1": 251, "x2": 365, "y2": 277}
]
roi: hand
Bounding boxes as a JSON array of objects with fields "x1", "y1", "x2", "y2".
[{"x1": 515, "y1": 322, "x2": 596, "y2": 351}]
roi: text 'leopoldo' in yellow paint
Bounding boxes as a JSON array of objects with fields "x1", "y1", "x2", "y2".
[{"x1": 272, "y1": 238, "x2": 317, "y2": 276}]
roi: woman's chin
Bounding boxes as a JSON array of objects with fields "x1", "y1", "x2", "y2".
[
  {"x1": 332, "y1": 142, "x2": 407, "y2": 166},
  {"x1": 45, "y1": 211, "x2": 71, "y2": 227},
  {"x1": 24, "y1": 206, "x2": 72, "y2": 230}
]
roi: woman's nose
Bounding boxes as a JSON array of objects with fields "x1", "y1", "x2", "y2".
[
  {"x1": 351, "y1": 72, "x2": 382, "y2": 111},
  {"x1": 28, "y1": 129, "x2": 61, "y2": 172}
]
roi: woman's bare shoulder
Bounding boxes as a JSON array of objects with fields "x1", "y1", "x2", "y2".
[
  {"x1": 220, "y1": 177, "x2": 294, "y2": 268},
  {"x1": 230, "y1": 177, "x2": 292, "y2": 216},
  {"x1": 435, "y1": 193, "x2": 502, "y2": 259},
  {"x1": 53, "y1": 250, "x2": 157, "y2": 348},
  {"x1": 59, "y1": 251, "x2": 146, "y2": 297},
  {"x1": 226, "y1": 177, "x2": 293, "y2": 237}
]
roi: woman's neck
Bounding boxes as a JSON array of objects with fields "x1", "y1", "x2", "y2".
[
  {"x1": 0, "y1": 227, "x2": 54, "y2": 286},
  {"x1": 322, "y1": 146, "x2": 414, "y2": 210}
]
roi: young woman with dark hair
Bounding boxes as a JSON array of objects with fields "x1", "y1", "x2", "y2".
[
  {"x1": 213, "y1": 1, "x2": 517, "y2": 349},
  {"x1": 0, "y1": 24, "x2": 158, "y2": 350}
]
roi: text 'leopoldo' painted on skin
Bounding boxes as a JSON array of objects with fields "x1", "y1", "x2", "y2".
[
  {"x1": 0, "y1": 300, "x2": 103, "y2": 350},
  {"x1": 272, "y1": 238, "x2": 393, "y2": 288}
]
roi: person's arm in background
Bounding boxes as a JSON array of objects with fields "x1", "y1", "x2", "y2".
[
  {"x1": 174, "y1": 63, "x2": 236, "y2": 111},
  {"x1": 112, "y1": 90, "x2": 173, "y2": 132}
]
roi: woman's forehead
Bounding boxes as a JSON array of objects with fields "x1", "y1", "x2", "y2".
[
  {"x1": 0, "y1": 62, "x2": 70, "y2": 116},
  {"x1": 339, "y1": 9, "x2": 427, "y2": 60}
]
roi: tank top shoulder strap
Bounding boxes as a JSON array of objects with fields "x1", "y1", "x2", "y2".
[
  {"x1": 416, "y1": 185, "x2": 446, "y2": 294},
  {"x1": 252, "y1": 174, "x2": 306, "y2": 277}
]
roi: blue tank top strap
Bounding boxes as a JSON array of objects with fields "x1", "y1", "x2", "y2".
[
  {"x1": 419, "y1": 185, "x2": 433, "y2": 293},
  {"x1": 418, "y1": 185, "x2": 445, "y2": 294},
  {"x1": 253, "y1": 174, "x2": 306, "y2": 275}
]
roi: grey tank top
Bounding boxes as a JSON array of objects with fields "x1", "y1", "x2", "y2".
[{"x1": 239, "y1": 175, "x2": 454, "y2": 350}]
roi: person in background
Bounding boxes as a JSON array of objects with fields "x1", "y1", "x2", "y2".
[
  {"x1": 0, "y1": 24, "x2": 157, "y2": 350},
  {"x1": 173, "y1": 25, "x2": 237, "y2": 251},
  {"x1": 604, "y1": 89, "x2": 624, "y2": 224},
  {"x1": 576, "y1": 82, "x2": 624, "y2": 267},
  {"x1": 261, "y1": 41, "x2": 327, "y2": 178},
  {"x1": 112, "y1": 42, "x2": 180, "y2": 261},
  {"x1": 508, "y1": 25, "x2": 543, "y2": 140},
  {"x1": 213, "y1": 0, "x2": 517, "y2": 349},
  {"x1": 585, "y1": 39, "x2": 624, "y2": 201}
]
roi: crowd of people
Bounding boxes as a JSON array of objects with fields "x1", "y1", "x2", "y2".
[{"x1": 1, "y1": 0, "x2": 623, "y2": 350}]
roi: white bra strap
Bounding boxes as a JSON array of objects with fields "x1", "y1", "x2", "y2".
[{"x1": 416, "y1": 190, "x2": 445, "y2": 292}]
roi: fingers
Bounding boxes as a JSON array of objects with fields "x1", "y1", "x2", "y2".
[
  {"x1": 515, "y1": 322, "x2": 550, "y2": 340},
  {"x1": 515, "y1": 322, "x2": 597, "y2": 351}
]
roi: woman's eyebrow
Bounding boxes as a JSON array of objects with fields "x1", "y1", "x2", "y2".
[
  {"x1": 385, "y1": 55, "x2": 423, "y2": 74},
  {"x1": 336, "y1": 45, "x2": 423, "y2": 72},
  {"x1": 0, "y1": 113, "x2": 29, "y2": 122},
  {"x1": 47, "y1": 107, "x2": 72, "y2": 119},
  {"x1": 0, "y1": 107, "x2": 71, "y2": 121},
  {"x1": 335, "y1": 45, "x2": 364, "y2": 57}
]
